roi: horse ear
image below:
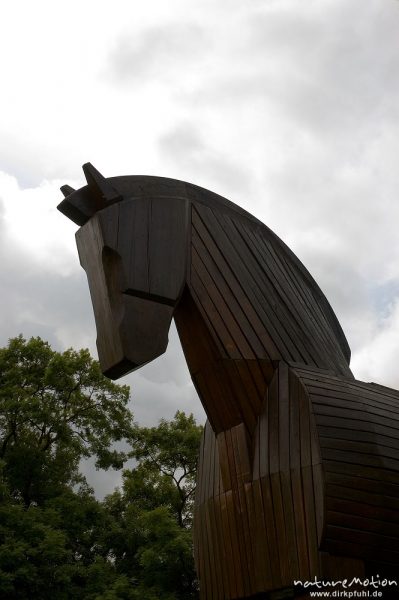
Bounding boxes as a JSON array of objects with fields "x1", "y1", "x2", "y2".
[
  {"x1": 82, "y1": 163, "x2": 121, "y2": 205},
  {"x1": 60, "y1": 184, "x2": 76, "y2": 198},
  {"x1": 58, "y1": 163, "x2": 123, "y2": 226}
]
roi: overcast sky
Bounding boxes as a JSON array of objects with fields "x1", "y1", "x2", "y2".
[{"x1": 1, "y1": 0, "x2": 399, "y2": 495}]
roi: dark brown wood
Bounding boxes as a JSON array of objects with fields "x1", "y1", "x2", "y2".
[{"x1": 60, "y1": 165, "x2": 399, "y2": 598}]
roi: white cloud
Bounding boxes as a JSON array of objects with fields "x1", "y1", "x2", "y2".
[
  {"x1": 351, "y1": 298, "x2": 399, "y2": 388},
  {"x1": 0, "y1": 172, "x2": 78, "y2": 274}
]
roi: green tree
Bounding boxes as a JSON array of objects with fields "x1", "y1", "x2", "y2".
[
  {"x1": 0, "y1": 336, "x2": 203, "y2": 599},
  {"x1": 0, "y1": 335, "x2": 133, "y2": 507},
  {"x1": 104, "y1": 412, "x2": 203, "y2": 600},
  {"x1": 130, "y1": 411, "x2": 201, "y2": 527}
]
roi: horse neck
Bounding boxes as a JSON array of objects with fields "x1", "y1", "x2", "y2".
[
  {"x1": 174, "y1": 286, "x2": 273, "y2": 438},
  {"x1": 175, "y1": 200, "x2": 352, "y2": 437}
]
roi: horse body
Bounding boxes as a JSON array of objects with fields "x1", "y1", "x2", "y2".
[{"x1": 59, "y1": 165, "x2": 399, "y2": 599}]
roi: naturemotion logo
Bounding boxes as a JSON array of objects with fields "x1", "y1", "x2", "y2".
[{"x1": 294, "y1": 575, "x2": 397, "y2": 598}]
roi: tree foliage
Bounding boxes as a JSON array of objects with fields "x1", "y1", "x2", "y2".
[
  {"x1": 103, "y1": 412, "x2": 202, "y2": 599},
  {"x1": 0, "y1": 335, "x2": 133, "y2": 506},
  {"x1": 0, "y1": 336, "x2": 203, "y2": 599}
]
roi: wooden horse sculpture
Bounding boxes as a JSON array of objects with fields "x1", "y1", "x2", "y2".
[{"x1": 59, "y1": 164, "x2": 399, "y2": 599}]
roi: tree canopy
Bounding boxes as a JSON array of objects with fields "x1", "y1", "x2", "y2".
[
  {"x1": 0, "y1": 335, "x2": 133, "y2": 507},
  {"x1": 0, "y1": 335, "x2": 203, "y2": 599}
]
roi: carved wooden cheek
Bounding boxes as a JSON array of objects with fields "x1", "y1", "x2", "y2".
[{"x1": 76, "y1": 214, "x2": 125, "y2": 375}]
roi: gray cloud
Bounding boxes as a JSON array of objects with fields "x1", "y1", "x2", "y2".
[
  {"x1": 2, "y1": 0, "x2": 399, "y2": 499},
  {"x1": 179, "y1": 0, "x2": 399, "y2": 144},
  {"x1": 157, "y1": 123, "x2": 252, "y2": 197},
  {"x1": 106, "y1": 23, "x2": 207, "y2": 85}
]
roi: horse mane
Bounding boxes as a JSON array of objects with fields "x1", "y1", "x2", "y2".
[{"x1": 187, "y1": 194, "x2": 351, "y2": 374}]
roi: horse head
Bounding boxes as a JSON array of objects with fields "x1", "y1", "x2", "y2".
[{"x1": 58, "y1": 163, "x2": 190, "y2": 379}]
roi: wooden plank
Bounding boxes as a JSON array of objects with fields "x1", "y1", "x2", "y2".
[
  {"x1": 213, "y1": 496, "x2": 231, "y2": 598},
  {"x1": 326, "y1": 483, "x2": 399, "y2": 510},
  {"x1": 252, "y1": 419, "x2": 261, "y2": 481},
  {"x1": 193, "y1": 206, "x2": 287, "y2": 361},
  {"x1": 207, "y1": 499, "x2": 225, "y2": 599},
  {"x1": 231, "y1": 488, "x2": 251, "y2": 597},
  {"x1": 280, "y1": 469, "x2": 299, "y2": 576},
  {"x1": 204, "y1": 501, "x2": 218, "y2": 599},
  {"x1": 216, "y1": 432, "x2": 232, "y2": 492},
  {"x1": 192, "y1": 225, "x2": 269, "y2": 360},
  {"x1": 273, "y1": 242, "x2": 352, "y2": 375},
  {"x1": 310, "y1": 391, "x2": 399, "y2": 420},
  {"x1": 118, "y1": 198, "x2": 150, "y2": 294},
  {"x1": 325, "y1": 524, "x2": 399, "y2": 554},
  {"x1": 322, "y1": 447, "x2": 399, "y2": 471},
  {"x1": 301, "y1": 466, "x2": 320, "y2": 576},
  {"x1": 327, "y1": 509, "x2": 399, "y2": 537},
  {"x1": 260, "y1": 476, "x2": 281, "y2": 588},
  {"x1": 148, "y1": 197, "x2": 188, "y2": 301},
  {"x1": 208, "y1": 422, "x2": 217, "y2": 503},
  {"x1": 192, "y1": 245, "x2": 257, "y2": 360},
  {"x1": 252, "y1": 478, "x2": 273, "y2": 591},
  {"x1": 202, "y1": 422, "x2": 213, "y2": 506},
  {"x1": 269, "y1": 230, "x2": 351, "y2": 364},
  {"x1": 98, "y1": 202, "x2": 119, "y2": 248},
  {"x1": 243, "y1": 219, "x2": 351, "y2": 375},
  {"x1": 270, "y1": 472, "x2": 290, "y2": 583},
  {"x1": 196, "y1": 425, "x2": 206, "y2": 507},
  {"x1": 220, "y1": 360, "x2": 258, "y2": 433},
  {"x1": 325, "y1": 496, "x2": 399, "y2": 523},
  {"x1": 268, "y1": 371, "x2": 280, "y2": 474},
  {"x1": 225, "y1": 429, "x2": 237, "y2": 491},
  {"x1": 190, "y1": 265, "x2": 241, "y2": 360},
  {"x1": 262, "y1": 233, "x2": 340, "y2": 351},
  {"x1": 312, "y1": 463, "x2": 325, "y2": 545},
  {"x1": 258, "y1": 389, "x2": 269, "y2": 479},
  {"x1": 246, "y1": 226, "x2": 338, "y2": 371},
  {"x1": 289, "y1": 367, "x2": 312, "y2": 579},
  {"x1": 221, "y1": 210, "x2": 322, "y2": 367},
  {"x1": 299, "y1": 384, "x2": 312, "y2": 468},
  {"x1": 319, "y1": 552, "x2": 365, "y2": 581},
  {"x1": 234, "y1": 359, "x2": 265, "y2": 425},
  {"x1": 231, "y1": 423, "x2": 252, "y2": 486},
  {"x1": 324, "y1": 459, "x2": 399, "y2": 484},
  {"x1": 219, "y1": 492, "x2": 237, "y2": 598},
  {"x1": 195, "y1": 506, "x2": 209, "y2": 599},
  {"x1": 325, "y1": 470, "x2": 399, "y2": 497},
  {"x1": 317, "y1": 425, "x2": 399, "y2": 451},
  {"x1": 309, "y1": 385, "x2": 399, "y2": 414},
  {"x1": 298, "y1": 373, "x2": 399, "y2": 410},
  {"x1": 225, "y1": 490, "x2": 245, "y2": 598},
  {"x1": 291, "y1": 467, "x2": 310, "y2": 581},
  {"x1": 194, "y1": 204, "x2": 299, "y2": 362},
  {"x1": 314, "y1": 414, "x2": 399, "y2": 441},
  {"x1": 237, "y1": 483, "x2": 256, "y2": 595},
  {"x1": 325, "y1": 538, "x2": 399, "y2": 564},
  {"x1": 278, "y1": 362, "x2": 290, "y2": 473},
  {"x1": 289, "y1": 370, "x2": 300, "y2": 471},
  {"x1": 174, "y1": 287, "x2": 224, "y2": 372},
  {"x1": 320, "y1": 436, "x2": 399, "y2": 463}
]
